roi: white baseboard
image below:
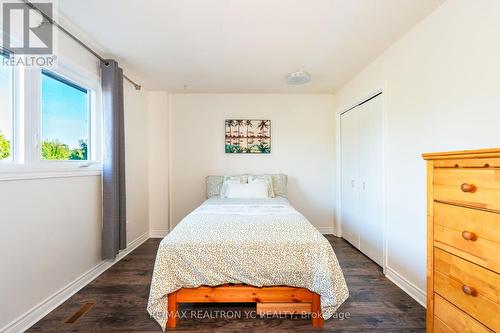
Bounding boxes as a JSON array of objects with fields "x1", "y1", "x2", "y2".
[
  {"x1": 1, "y1": 232, "x2": 149, "y2": 333},
  {"x1": 149, "y1": 229, "x2": 168, "y2": 238},
  {"x1": 317, "y1": 226, "x2": 335, "y2": 235},
  {"x1": 385, "y1": 266, "x2": 426, "y2": 308}
]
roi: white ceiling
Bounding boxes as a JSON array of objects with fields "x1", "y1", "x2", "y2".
[{"x1": 58, "y1": 0, "x2": 444, "y2": 93}]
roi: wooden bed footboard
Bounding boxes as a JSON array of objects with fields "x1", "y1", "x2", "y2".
[{"x1": 166, "y1": 284, "x2": 324, "y2": 328}]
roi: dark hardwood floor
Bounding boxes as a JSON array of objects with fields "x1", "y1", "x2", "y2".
[{"x1": 28, "y1": 236, "x2": 425, "y2": 332}]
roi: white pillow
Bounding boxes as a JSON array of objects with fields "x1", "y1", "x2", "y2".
[
  {"x1": 220, "y1": 179, "x2": 240, "y2": 198},
  {"x1": 248, "y1": 175, "x2": 275, "y2": 198},
  {"x1": 220, "y1": 175, "x2": 246, "y2": 198},
  {"x1": 224, "y1": 181, "x2": 269, "y2": 199}
]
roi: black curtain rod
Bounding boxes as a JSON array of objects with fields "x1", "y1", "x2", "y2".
[{"x1": 22, "y1": 0, "x2": 142, "y2": 90}]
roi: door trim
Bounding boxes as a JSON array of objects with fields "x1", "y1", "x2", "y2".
[{"x1": 335, "y1": 85, "x2": 387, "y2": 272}]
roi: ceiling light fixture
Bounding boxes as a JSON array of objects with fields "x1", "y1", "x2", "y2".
[{"x1": 286, "y1": 70, "x2": 311, "y2": 85}]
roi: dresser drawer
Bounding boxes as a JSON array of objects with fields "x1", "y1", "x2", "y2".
[
  {"x1": 433, "y1": 157, "x2": 500, "y2": 168},
  {"x1": 434, "y1": 202, "x2": 500, "y2": 273},
  {"x1": 434, "y1": 294, "x2": 492, "y2": 333},
  {"x1": 433, "y1": 168, "x2": 500, "y2": 211},
  {"x1": 434, "y1": 248, "x2": 500, "y2": 331}
]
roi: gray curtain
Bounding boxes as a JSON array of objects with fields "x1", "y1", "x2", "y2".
[{"x1": 101, "y1": 59, "x2": 126, "y2": 260}]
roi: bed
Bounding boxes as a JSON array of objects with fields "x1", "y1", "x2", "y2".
[{"x1": 147, "y1": 175, "x2": 349, "y2": 330}]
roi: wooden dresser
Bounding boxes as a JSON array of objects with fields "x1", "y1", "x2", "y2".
[{"x1": 423, "y1": 148, "x2": 500, "y2": 332}]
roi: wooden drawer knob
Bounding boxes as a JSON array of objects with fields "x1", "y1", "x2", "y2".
[
  {"x1": 462, "y1": 285, "x2": 477, "y2": 297},
  {"x1": 462, "y1": 231, "x2": 477, "y2": 241},
  {"x1": 460, "y1": 183, "x2": 476, "y2": 193}
]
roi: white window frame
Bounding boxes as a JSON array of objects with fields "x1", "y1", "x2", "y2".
[
  {"x1": 0, "y1": 53, "x2": 20, "y2": 166},
  {"x1": 0, "y1": 56, "x2": 102, "y2": 181}
]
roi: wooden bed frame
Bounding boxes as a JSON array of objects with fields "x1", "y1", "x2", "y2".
[{"x1": 166, "y1": 284, "x2": 324, "y2": 328}]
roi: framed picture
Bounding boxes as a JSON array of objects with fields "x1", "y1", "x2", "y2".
[{"x1": 225, "y1": 119, "x2": 271, "y2": 154}]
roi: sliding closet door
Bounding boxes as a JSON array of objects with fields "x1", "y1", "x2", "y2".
[
  {"x1": 358, "y1": 95, "x2": 384, "y2": 266},
  {"x1": 340, "y1": 108, "x2": 360, "y2": 248}
]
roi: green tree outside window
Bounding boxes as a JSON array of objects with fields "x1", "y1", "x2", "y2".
[{"x1": 0, "y1": 131, "x2": 11, "y2": 160}]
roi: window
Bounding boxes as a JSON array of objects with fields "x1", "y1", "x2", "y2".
[
  {"x1": 0, "y1": 53, "x2": 13, "y2": 162},
  {"x1": 0, "y1": 57, "x2": 101, "y2": 179},
  {"x1": 41, "y1": 70, "x2": 90, "y2": 161}
]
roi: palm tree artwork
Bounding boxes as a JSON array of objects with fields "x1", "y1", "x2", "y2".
[{"x1": 225, "y1": 119, "x2": 271, "y2": 154}]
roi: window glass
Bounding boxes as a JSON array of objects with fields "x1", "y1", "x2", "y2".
[
  {"x1": 41, "y1": 70, "x2": 89, "y2": 161},
  {"x1": 0, "y1": 55, "x2": 13, "y2": 161}
]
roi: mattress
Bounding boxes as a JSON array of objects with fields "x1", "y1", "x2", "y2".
[{"x1": 147, "y1": 197, "x2": 349, "y2": 330}]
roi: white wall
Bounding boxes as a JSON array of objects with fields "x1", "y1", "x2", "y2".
[
  {"x1": 0, "y1": 176, "x2": 102, "y2": 329},
  {"x1": 333, "y1": 0, "x2": 500, "y2": 300},
  {"x1": 147, "y1": 92, "x2": 170, "y2": 237},
  {"x1": 169, "y1": 94, "x2": 336, "y2": 233},
  {"x1": 124, "y1": 84, "x2": 150, "y2": 242},
  {"x1": 0, "y1": 29, "x2": 150, "y2": 331}
]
